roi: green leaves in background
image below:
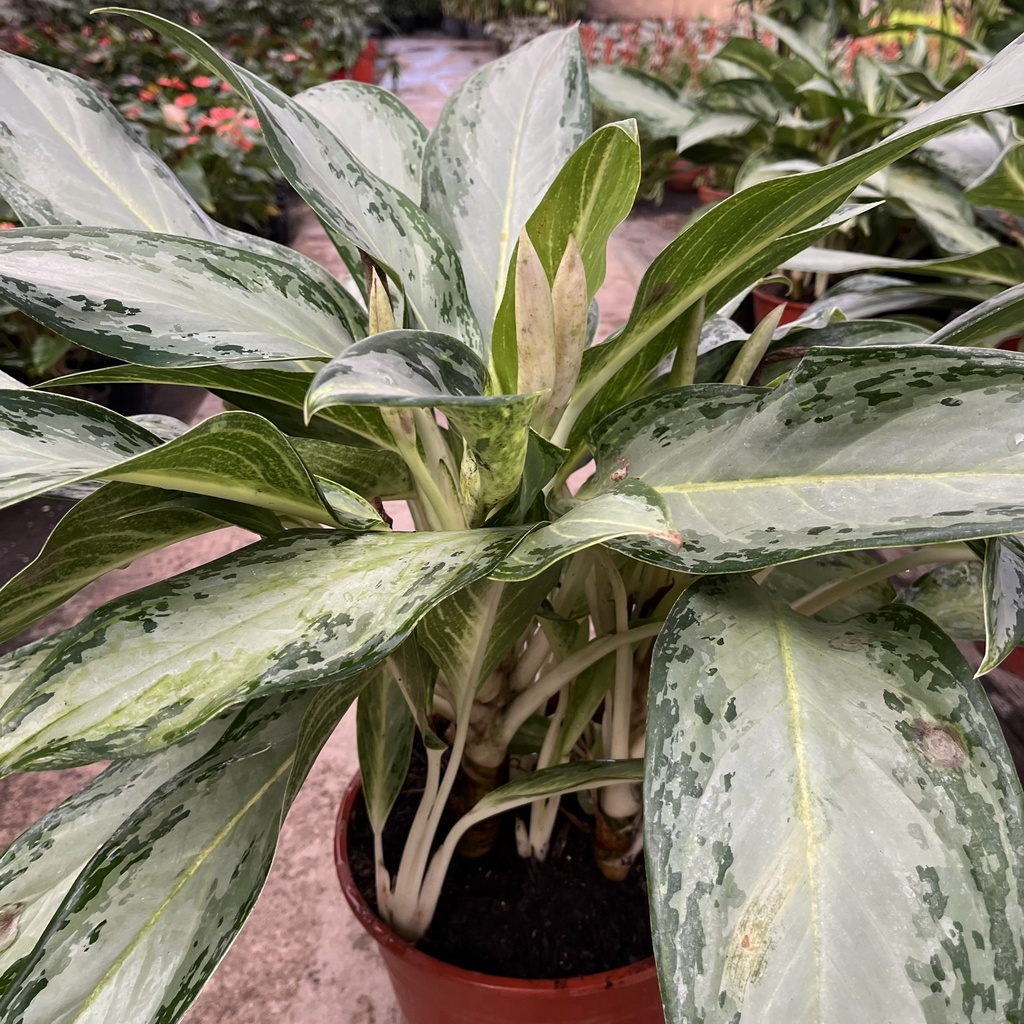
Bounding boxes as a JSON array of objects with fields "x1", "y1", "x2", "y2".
[{"x1": 647, "y1": 575, "x2": 1024, "y2": 1024}]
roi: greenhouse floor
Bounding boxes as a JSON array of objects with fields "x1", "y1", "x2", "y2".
[{"x1": 0, "y1": 34, "x2": 698, "y2": 1024}]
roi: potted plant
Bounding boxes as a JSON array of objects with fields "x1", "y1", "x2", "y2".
[{"x1": 2, "y1": 14, "x2": 1024, "y2": 1024}]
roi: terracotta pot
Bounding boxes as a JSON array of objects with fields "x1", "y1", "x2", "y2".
[
  {"x1": 334, "y1": 774, "x2": 666, "y2": 1024},
  {"x1": 666, "y1": 159, "x2": 704, "y2": 194},
  {"x1": 697, "y1": 183, "x2": 731, "y2": 205},
  {"x1": 998, "y1": 338, "x2": 1021, "y2": 352},
  {"x1": 753, "y1": 284, "x2": 812, "y2": 326}
]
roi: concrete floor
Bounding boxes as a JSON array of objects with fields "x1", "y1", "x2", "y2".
[{"x1": 0, "y1": 34, "x2": 697, "y2": 1024}]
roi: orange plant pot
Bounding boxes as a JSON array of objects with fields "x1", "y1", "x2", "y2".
[
  {"x1": 666, "y1": 160, "x2": 705, "y2": 193},
  {"x1": 334, "y1": 775, "x2": 666, "y2": 1024},
  {"x1": 753, "y1": 284, "x2": 812, "y2": 326},
  {"x1": 330, "y1": 39, "x2": 377, "y2": 83},
  {"x1": 697, "y1": 183, "x2": 732, "y2": 205}
]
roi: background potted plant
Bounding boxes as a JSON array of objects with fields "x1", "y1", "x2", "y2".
[{"x1": 2, "y1": 14, "x2": 1024, "y2": 1024}]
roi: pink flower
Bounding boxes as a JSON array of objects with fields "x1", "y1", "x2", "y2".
[
  {"x1": 0, "y1": 222, "x2": 15, "y2": 230},
  {"x1": 282, "y1": 52, "x2": 298, "y2": 62},
  {"x1": 192, "y1": 75, "x2": 213, "y2": 88},
  {"x1": 174, "y1": 93, "x2": 197, "y2": 108}
]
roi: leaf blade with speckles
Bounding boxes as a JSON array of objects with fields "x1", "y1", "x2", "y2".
[
  {"x1": 646, "y1": 574, "x2": 1024, "y2": 1024},
  {"x1": 0, "y1": 50, "x2": 217, "y2": 237},
  {"x1": 102, "y1": 9, "x2": 483, "y2": 354},
  {"x1": 420, "y1": 28, "x2": 591, "y2": 342},
  {"x1": 587, "y1": 347, "x2": 1024, "y2": 574},
  {"x1": 0, "y1": 483, "x2": 277, "y2": 646},
  {"x1": 0, "y1": 527, "x2": 525, "y2": 772},
  {"x1": 0, "y1": 226, "x2": 357, "y2": 368},
  {"x1": 0, "y1": 685, "x2": 365, "y2": 1024},
  {"x1": 294, "y1": 81, "x2": 427, "y2": 200},
  {"x1": 980, "y1": 536, "x2": 1024, "y2": 675}
]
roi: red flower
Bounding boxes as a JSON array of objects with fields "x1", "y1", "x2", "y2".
[
  {"x1": 282, "y1": 52, "x2": 298, "y2": 62},
  {"x1": 0, "y1": 222, "x2": 15, "y2": 230},
  {"x1": 157, "y1": 76, "x2": 188, "y2": 90},
  {"x1": 219, "y1": 81, "x2": 232, "y2": 93},
  {"x1": 186, "y1": 134, "x2": 200, "y2": 144},
  {"x1": 174, "y1": 93, "x2": 197, "y2": 108},
  {"x1": 124, "y1": 104, "x2": 142, "y2": 118},
  {"x1": 192, "y1": 75, "x2": 213, "y2": 88},
  {"x1": 139, "y1": 89, "x2": 155, "y2": 101}
]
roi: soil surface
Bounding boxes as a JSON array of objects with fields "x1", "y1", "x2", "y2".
[{"x1": 347, "y1": 754, "x2": 654, "y2": 980}]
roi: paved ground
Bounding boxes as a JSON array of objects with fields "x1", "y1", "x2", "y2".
[{"x1": 0, "y1": 34, "x2": 697, "y2": 1024}]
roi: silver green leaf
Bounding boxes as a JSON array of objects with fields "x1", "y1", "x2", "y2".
[
  {"x1": 0, "y1": 398, "x2": 350, "y2": 526},
  {"x1": 102, "y1": 10, "x2": 482, "y2": 354},
  {"x1": 646, "y1": 575, "x2": 1024, "y2": 1024},
  {"x1": 901, "y1": 560, "x2": 987, "y2": 639},
  {"x1": 493, "y1": 480, "x2": 679, "y2": 582},
  {"x1": 588, "y1": 347, "x2": 1024, "y2": 574},
  {"x1": 294, "y1": 80, "x2": 427, "y2": 200},
  {"x1": 0, "y1": 686, "x2": 361, "y2": 1024},
  {"x1": 0, "y1": 483, "x2": 276, "y2": 646},
  {"x1": 421, "y1": 28, "x2": 590, "y2": 339},
  {"x1": 0, "y1": 226, "x2": 354, "y2": 367},
  {"x1": 0, "y1": 527, "x2": 525, "y2": 772},
  {"x1": 0, "y1": 50, "x2": 216, "y2": 237},
  {"x1": 980, "y1": 536, "x2": 1024, "y2": 675},
  {"x1": 782, "y1": 243, "x2": 1024, "y2": 285},
  {"x1": 0, "y1": 716, "x2": 227, "y2": 996},
  {"x1": 305, "y1": 330, "x2": 490, "y2": 413},
  {"x1": 761, "y1": 551, "x2": 897, "y2": 622},
  {"x1": 965, "y1": 142, "x2": 1024, "y2": 216},
  {"x1": 930, "y1": 281, "x2": 1024, "y2": 349}
]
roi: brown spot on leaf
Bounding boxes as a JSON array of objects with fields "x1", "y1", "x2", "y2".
[
  {"x1": 610, "y1": 457, "x2": 630, "y2": 482},
  {"x1": 0, "y1": 903, "x2": 23, "y2": 950},
  {"x1": 913, "y1": 721, "x2": 967, "y2": 769},
  {"x1": 740, "y1": 934, "x2": 751, "y2": 949}
]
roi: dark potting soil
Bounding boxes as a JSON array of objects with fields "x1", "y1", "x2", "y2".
[{"x1": 346, "y1": 755, "x2": 654, "y2": 980}]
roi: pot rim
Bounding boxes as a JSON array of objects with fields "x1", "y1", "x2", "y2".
[{"x1": 334, "y1": 772, "x2": 660, "y2": 994}]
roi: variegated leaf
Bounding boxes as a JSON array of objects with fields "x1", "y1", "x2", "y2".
[
  {"x1": 103, "y1": 10, "x2": 482, "y2": 353},
  {"x1": 289, "y1": 437, "x2": 413, "y2": 500},
  {"x1": 493, "y1": 481, "x2": 679, "y2": 582},
  {"x1": 0, "y1": 716, "x2": 228, "y2": 996},
  {"x1": 979, "y1": 536, "x2": 1024, "y2": 675},
  {"x1": 418, "y1": 570, "x2": 556, "y2": 707},
  {"x1": 930, "y1": 282, "x2": 1024, "y2": 349},
  {"x1": 880, "y1": 161, "x2": 998, "y2": 255},
  {"x1": 0, "y1": 397, "x2": 356, "y2": 526},
  {"x1": 783, "y1": 243, "x2": 1024, "y2": 285},
  {"x1": 587, "y1": 347, "x2": 1024, "y2": 574},
  {"x1": 490, "y1": 121, "x2": 641, "y2": 392},
  {"x1": 762, "y1": 551, "x2": 897, "y2": 622},
  {"x1": 0, "y1": 483, "x2": 279, "y2": 646},
  {"x1": 646, "y1": 575, "x2": 1024, "y2": 1024},
  {"x1": 294, "y1": 81, "x2": 427, "y2": 200},
  {"x1": 0, "y1": 527, "x2": 525, "y2": 772},
  {"x1": 965, "y1": 142, "x2": 1024, "y2": 216},
  {"x1": 0, "y1": 684, "x2": 363, "y2": 1024},
  {"x1": 0, "y1": 50, "x2": 216, "y2": 238},
  {"x1": 901, "y1": 561, "x2": 987, "y2": 639},
  {"x1": 588, "y1": 65, "x2": 695, "y2": 139},
  {"x1": 305, "y1": 330, "x2": 489, "y2": 413},
  {"x1": 47, "y1": 363, "x2": 394, "y2": 448},
  {"x1": 560, "y1": 33, "x2": 1024, "y2": 447},
  {"x1": 0, "y1": 227, "x2": 355, "y2": 367},
  {"x1": 421, "y1": 28, "x2": 590, "y2": 339}
]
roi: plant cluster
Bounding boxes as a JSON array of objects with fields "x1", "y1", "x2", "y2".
[{"x1": 2, "y1": 11, "x2": 1024, "y2": 1024}]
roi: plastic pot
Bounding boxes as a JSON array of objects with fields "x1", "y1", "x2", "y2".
[
  {"x1": 753, "y1": 284, "x2": 811, "y2": 326},
  {"x1": 697, "y1": 183, "x2": 731, "y2": 205},
  {"x1": 334, "y1": 774, "x2": 666, "y2": 1024},
  {"x1": 666, "y1": 160, "x2": 704, "y2": 194},
  {"x1": 330, "y1": 40, "x2": 378, "y2": 84}
]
